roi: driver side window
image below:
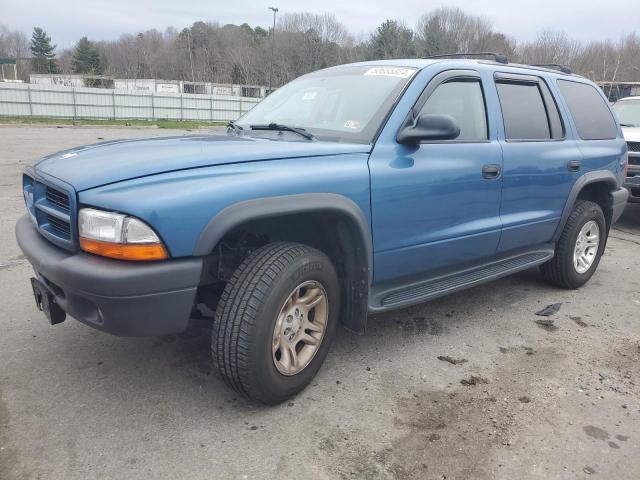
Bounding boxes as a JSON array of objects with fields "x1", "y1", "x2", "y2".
[{"x1": 418, "y1": 79, "x2": 488, "y2": 141}]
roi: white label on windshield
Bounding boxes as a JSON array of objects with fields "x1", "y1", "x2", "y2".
[
  {"x1": 364, "y1": 67, "x2": 414, "y2": 78},
  {"x1": 302, "y1": 91, "x2": 318, "y2": 100}
]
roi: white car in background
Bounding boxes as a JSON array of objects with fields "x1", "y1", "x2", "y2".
[{"x1": 612, "y1": 96, "x2": 640, "y2": 202}]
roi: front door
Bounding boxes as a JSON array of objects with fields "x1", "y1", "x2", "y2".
[{"x1": 369, "y1": 70, "x2": 503, "y2": 286}]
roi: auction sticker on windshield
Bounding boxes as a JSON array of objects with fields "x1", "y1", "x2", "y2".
[{"x1": 364, "y1": 67, "x2": 415, "y2": 78}]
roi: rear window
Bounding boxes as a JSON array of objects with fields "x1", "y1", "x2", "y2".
[
  {"x1": 557, "y1": 80, "x2": 617, "y2": 140},
  {"x1": 496, "y1": 82, "x2": 551, "y2": 141}
]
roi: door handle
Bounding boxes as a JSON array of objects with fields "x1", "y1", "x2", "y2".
[
  {"x1": 482, "y1": 164, "x2": 501, "y2": 179},
  {"x1": 567, "y1": 160, "x2": 581, "y2": 172}
]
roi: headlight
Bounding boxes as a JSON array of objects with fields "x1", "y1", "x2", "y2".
[{"x1": 78, "y1": 208, "x2": 168, "y2": 261}]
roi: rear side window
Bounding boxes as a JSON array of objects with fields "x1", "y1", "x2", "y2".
[
  {"x1": 557, "y1": 80, "x2": 617, "y2": 140},
  {"x1": 418, "y1": 79, "x2": 488, "y2": 141},
  {"x1": 496, "y1": 82, "x2": 551, "y2": 140}
]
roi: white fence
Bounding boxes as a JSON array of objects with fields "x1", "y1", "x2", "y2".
[{"x1": 0, "y1": 83, "x2": 262, "y2": 122}]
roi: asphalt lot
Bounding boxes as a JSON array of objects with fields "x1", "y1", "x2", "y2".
[{"x1": 1, "y1": 125, "x2": 639, "y2": 480}]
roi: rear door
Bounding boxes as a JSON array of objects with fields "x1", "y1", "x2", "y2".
[
  {"x1": 555, "y1": 79, "x2": 623, "y2": 175},
  {"x1": 494, "y1": 73, "x2": 582, "y2": 253}
]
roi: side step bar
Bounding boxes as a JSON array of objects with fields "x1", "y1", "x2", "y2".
[{"x1": 369, "y1": 249, "x2": 554, "y2": 312}]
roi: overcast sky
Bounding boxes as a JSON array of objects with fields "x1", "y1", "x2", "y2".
[{"x1": 3, "y1": 0, "x2": 637, "y2": 50}]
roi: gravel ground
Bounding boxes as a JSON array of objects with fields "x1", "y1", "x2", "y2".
[{"x1": 1, "y1": 125, "x2": 639, "y2": 480}]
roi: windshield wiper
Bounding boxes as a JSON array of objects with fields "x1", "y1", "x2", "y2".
[
  {"x1": 249, "y1": 123, "x2": 315, "y2": 140},
  {"x1": 227, "y1": 120, "x2": 244, "y2": 133},
  {"x1": 620, "y1": 123, "x2": 637, "y2": 127}
]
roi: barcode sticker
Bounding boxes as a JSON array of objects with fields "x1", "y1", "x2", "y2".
[{"x1": 364, "y1": 67, "x2": 414, "y2": 78}]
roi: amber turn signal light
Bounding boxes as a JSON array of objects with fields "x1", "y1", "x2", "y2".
[{"x1": 80, "y1": 237, "x2": 168, "y2": 261}]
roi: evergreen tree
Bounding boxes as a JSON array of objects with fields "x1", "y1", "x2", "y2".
[
  {"x1": 368, "y1": 20, "x2": 415, "y2": 60},
  {"x1": 253, "y1": 26, "x2": 268, "y2": 39},
  {"x1": 30, "y1": 27, "x2": 59, "y2": 73},
  {"x1": 71, "y1": 37, "x2": 102, "y2": 75},
  {"x1": 419, "y1": 16, "x2": 452, "y2": 56}
]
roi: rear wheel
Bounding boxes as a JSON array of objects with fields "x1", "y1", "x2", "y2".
[
  {"x1": 541, "y1": 200, "x2": 606, "y2": 289},
  {"x1": 212, "y1": 242, "x2": 339, "y2": 404}
]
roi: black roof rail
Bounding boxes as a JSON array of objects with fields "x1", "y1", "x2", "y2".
[
  {"x1": 423, "y1": 52, "x2": 509, "y2": 64},
  {"x1": 531, "y1": 64, "x2": 572, "y2": 74}
]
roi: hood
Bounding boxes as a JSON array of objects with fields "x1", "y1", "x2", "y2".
[
  {"x1": 622, "y1": 126, "x2": 640, "y2": 143},
  {"x1": 32, "y1": 134, "x2": 371, "y2": 191}
]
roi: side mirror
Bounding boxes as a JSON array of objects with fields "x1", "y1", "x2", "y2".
[{"x1": 397, "y1": 114, "x2": 461, "y2": 144}]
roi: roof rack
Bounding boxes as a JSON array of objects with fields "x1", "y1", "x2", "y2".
[
  {"x1": 423, "y1": 52, "x2": 509, "y2": 65},
  {"x1": 531, "y1": 64, "x2": 572, "y2": 74}
]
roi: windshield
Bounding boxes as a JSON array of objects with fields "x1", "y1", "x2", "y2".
[
  {"x1": 236, "y1": 65, "x2": 417, "y2": 143},
  {"x1": 612, "y1": 99, "x2": 640, "y2": 127}
]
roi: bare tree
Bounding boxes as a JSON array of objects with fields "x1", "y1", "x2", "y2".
[
  {"x1": 9, "y1": 8, "x2": 637, "y2": 90},
  {"x1": 516, "y1": 29, "x2": 583, "y2": 65},
  {"x1": 415, "y1": 7, "x2": 513, "y2": 57},
  {"x1": 0, "y1": 24, "x2": 31, "y2": 80}
]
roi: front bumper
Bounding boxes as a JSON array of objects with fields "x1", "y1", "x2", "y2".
[
  {"x1": 612, "y1": 186, "x2": 629, "y2": 223},
  {"x1": 625, "y1": 154, "x2": 640, "y2": 202},
  {"x1": 16, "y1": 215, "x2": 203, "y2": 336}
]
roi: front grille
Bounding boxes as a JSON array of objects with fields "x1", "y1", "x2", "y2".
[
  {"x1": 23, "y1": 175, "x2": 35, "y2": 217},
  {"x1": 629, "y1": 156, "x2": 640, "y2": 166},
  {"x1": 45, "y1": 186, "x2": 70, "y2": 211},
  {"x1": 22, "y1": 173, "x2": 76, "y2": 251},
  {"x1": 628, "y1": 141, "x2": 640, "y2": 153},
  {"x1": 47, "y1": 214, "x2": 71, "y2": 237}
]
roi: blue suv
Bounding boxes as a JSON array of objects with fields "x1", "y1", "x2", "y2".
[{"x1": 16, "y1": 57, "x2": 629, "y2": 403}]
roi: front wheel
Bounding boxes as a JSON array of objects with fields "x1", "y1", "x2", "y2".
[
  {"x1": 212, "y1": 242, "x2": 340, "y2": 404},
  {"x1": 541, "y1": 200, "x2": 606, "y2": 289}
]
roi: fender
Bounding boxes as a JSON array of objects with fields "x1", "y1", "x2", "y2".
[
  {"x1": 193, "y1": 193, "x2": 371, "y2": 262},
  {"x1": 193, "y1": 193, "x2": 374, "y2": 334},
  {"x1": 552, "y1": 170, "x2": 618, "y2": 242}
]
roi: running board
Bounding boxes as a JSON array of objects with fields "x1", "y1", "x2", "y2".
[{"x1": 370, "y1": 249, "x2": 554, "y2": 312}]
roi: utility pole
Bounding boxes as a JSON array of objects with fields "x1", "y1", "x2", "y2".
[
  {"x1": 268, "y1": 6, "x2": 278, "y2": 94},
  {"x1": 186, "y1": 29, "x2": 195, "y2": 83}
]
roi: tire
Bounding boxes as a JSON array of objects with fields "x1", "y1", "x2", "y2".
[
  {"x1": 541, "y1": 200, "x2": 606, "y2": 289},
  {"x1": 212, "y1": 242, "x2": 340, "y2": 404}
]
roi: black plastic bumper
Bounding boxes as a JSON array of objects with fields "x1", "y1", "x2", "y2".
[
  {"x1": 612, "y1": 186, "x2": 629, "y2": 222},
  {"x1": 16, "y1": 215, "x2": 203, "y2": 336},
  {"x1": 625, "y1": 156, "x2": 640, "y2": 203}
]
